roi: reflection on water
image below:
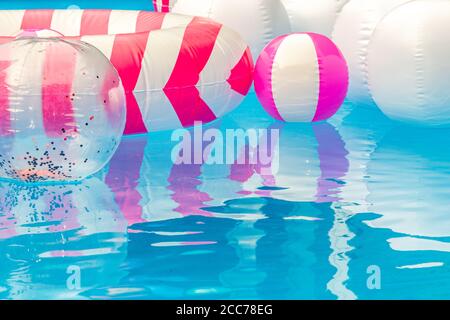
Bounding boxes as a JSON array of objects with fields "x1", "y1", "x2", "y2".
[{"x1": 1, "y1": 93, "x2": 450, "y2": 299}]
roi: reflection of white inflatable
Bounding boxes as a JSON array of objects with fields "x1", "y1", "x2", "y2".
[
  {"x1": 281, "y1": 0, "x2": 349, "y2": 36},
  {"x1": 368, "y1": 0, "x2": 450, "y2": 126},
  {"x1": 332, "y1": 0, "x2": 411, "y2": 105},
  {"x1": 172, "y1": 0, "x2": 291, "y2": 59}
]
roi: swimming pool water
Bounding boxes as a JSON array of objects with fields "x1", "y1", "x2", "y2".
[
  {"x1": 0, "y1": 0, "x2": 153, "y2": 10},
  {"x1": 1, "y1": 90, "x2": 450, "y2": 300}
]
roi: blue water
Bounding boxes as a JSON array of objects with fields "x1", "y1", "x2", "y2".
[
  {"x1": 0, "y1": 0, "x2": 153, "y2": 10},
  {"x1": 1, "y1": 1, "x2": 450, "y2": 300},
  {"x1": 1, "y1": 91, "x2": 450, "y2": 300}
]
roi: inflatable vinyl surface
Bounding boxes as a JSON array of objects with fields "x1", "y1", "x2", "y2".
[{"x1": 0, "y1": 9, "x2": 254, "y2": 135}]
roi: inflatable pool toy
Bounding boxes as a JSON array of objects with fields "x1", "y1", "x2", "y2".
[
  {"x1": 281, "y1": 0, "x2": 349, "y2": 37},
  {"x1": 13, "y1": 28, "x2": 63, "y2": 38},
  {"x1": 254, "y1": 33, "x2": 348, "y2": 122},
  {"x1": 153, "y1": 0, "x2": 177, "y2": 12},
  {"x1": 172, "y1": 0, "x2": 291, "y2": 59},
  {"x1": 332, "y1": 0, "x2": 411, "y2": 106},
  {"x1": 367, "y1": 0, "x2": 450, "y2": 126},
  {"x1": 0, "y1": 37, "x2": 126, "y2": 183},
  {"x1": 0, "y1": 9, "x2": 254, "y2": 134}
]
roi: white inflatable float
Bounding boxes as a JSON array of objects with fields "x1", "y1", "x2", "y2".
[{"x1": 368, "y1": 0, "x2": 450, "y2": 126}]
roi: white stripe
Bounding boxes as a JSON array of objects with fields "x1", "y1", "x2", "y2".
[
  {"x1": 51, "y1": 9, "x2": 83, "y2": 36},
  {"x1": 108, "y1": 10, "x2": 140, "y2": 34},
  {"x1": 272, "y1": 34, "x2": 319, "y2": 122},
  {"x1": 0, "y1": 10, "x2": 25, "y2": 36}
]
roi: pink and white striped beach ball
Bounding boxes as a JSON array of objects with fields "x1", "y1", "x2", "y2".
[
  {"x1": 254, "y1": 33, "x2": 348, "y2": 122},
  {"x1": 0, "y1": 37, "x2": 126, "y2": 183}
]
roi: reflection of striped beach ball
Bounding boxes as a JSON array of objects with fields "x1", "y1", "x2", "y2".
[
  {"x1": 0, "y1": 37, "x2": 126, "y2": 183},
  {"x1": 254, "y1": 33, "x2": 348, "y2": 122}
]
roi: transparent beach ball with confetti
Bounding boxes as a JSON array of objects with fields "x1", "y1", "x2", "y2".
[{"x1": 0, "y1": 37, "x2": 126, "y2": 183}]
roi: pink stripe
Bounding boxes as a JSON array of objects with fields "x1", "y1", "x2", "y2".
[
  {"x1": 80, "y1": 10, "x2": 111, "y2": 35},
  {"x1": 308, "y1": 33, "x2": 348, "y2": 122},
  {"x1": 136, "y1": 11, "x2": 166, "y2": 32},
  {"x1": 163, "y1": 17, "x2": 220, "y2": 127},
  {"x1": 21, "y1": 10, "x2": 54, "y2": 30},
  {"x1": 109, "y1": 32, "x2": 149, "y2": 134},
  {"x1": 254, "y1": 35, "x2": 289, "y2": 121},
  {"x1": 227, "y1": 47, "x2": 253, "y2": 96},
  {"x1": 0, "y1": 59, "x2": 11, "y2": 137},
  {"x1": 41, "y1": 43, "x2": 77, "y2": 137}
]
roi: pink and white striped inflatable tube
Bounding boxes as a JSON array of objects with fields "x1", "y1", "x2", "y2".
[
  {"x1": 0, "y1": 10, "x2": 254, "y2": 135},
  {"x1": 153, "y1": 0, "x2": 177, "y2": 12}
]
